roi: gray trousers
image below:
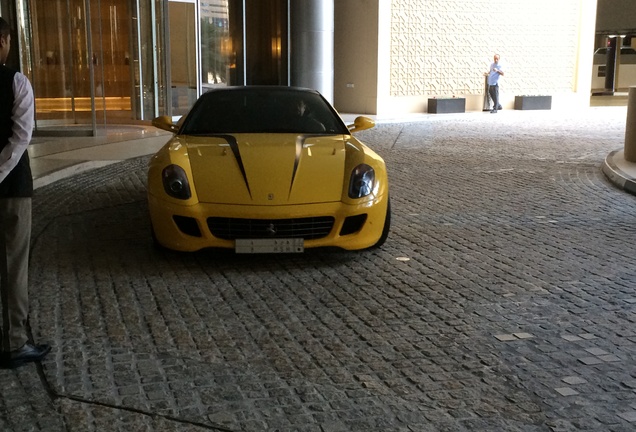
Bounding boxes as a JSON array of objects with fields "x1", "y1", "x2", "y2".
[
  {"x1": 0, "y1": 198, "x2": 31, "y2": 352},
  {"x1": 488, "y1": 84, "x2": 500, "y2": 110}
]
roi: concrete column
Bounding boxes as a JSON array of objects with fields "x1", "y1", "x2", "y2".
[
  {"x1": 625, "y1": 86, "x2": 636, "y2": 162},
  {"x1": 290, "y1": 0, "x2": 334, "y2": 103}
]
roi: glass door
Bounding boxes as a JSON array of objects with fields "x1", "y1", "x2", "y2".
[
  {"x1": 224, "y1": 0, "x2": 289, "y2": 87},
  {"x1": 14, "y1": 0, "x2": 159, "y2": 133},
  {"x1": 94, "y1": 0, "x2": 133, "y2": 123},
  {"x1": 16, "y1": 0, "x2": 100, "y2": 133},
  {"x1": 132, "y1": 0, "x2": 168, "y2": 121},
  {"x1": 243, "y1": 0, "x2": 288, "y2": 86},
  {"x1": 200, "y1": 0, "x2": 231, "y2": 91}
]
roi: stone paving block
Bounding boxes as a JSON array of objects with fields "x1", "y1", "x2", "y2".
[
  {"x1": 494, "y1": 334, "x2": 517, "y2": 341},
  {"x1": 617, "y1": 411, "x2": 636, "y2": 422},
  {"x1": 585, "y1": 347, "x2": 609, "y2": 356},
  {"x1": 599, "y1": 354, "x2": 622, "y2": 362},
  {"x1": 562, "y1": 376, "x2": 587, "y2": 385},
  {"x1": 578, "y1": 357, "x2": 605, "y2": 365},
  {"x1": 555, "y1": 387, "x2": 580, "y2": 396},
  {"x1": 513, "y1": 332, "x2": 534, "y2": 339}
]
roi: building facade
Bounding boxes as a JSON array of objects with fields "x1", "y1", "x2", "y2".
[
  {"x1": 336, "y1": 0, "x2": 598, "y2": 115},
  {"x1": 0, "y1": 0, "x2": 598, "y2": 135}
]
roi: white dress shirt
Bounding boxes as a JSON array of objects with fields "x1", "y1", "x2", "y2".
[{"x1": 0, "y1": 72, "x2": 33, "y2": 184}]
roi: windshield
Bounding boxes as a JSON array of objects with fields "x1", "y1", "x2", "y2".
[{"x1": 180, "y1": 87, "x2": 349, "y2": 135}]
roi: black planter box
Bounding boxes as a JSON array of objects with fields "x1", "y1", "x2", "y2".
[
  {"x1": 427, "y1": 98, "x2": 465, "y2": 114},
  {"x1": 514, "y1": 95, "x2": 552, "y2": 110}
]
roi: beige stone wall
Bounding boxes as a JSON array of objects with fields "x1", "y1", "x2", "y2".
[
  {"x1": 389, "y1": 0, "x2": 581, "y2": 95},
  {"x1": 335, "y1": 0, "x2": 598, "y2": 115}
]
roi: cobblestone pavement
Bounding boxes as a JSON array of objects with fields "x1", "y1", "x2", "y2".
[{"x1": 2, "y1": 107, "x2": 636, "y2": 431}]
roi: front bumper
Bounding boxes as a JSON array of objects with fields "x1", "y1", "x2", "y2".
[{"x1": 148, "y1": 194, "x2": 389, "y2": 252}]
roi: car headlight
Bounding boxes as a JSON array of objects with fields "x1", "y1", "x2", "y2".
[
  {"x1": 162, "y1": 164, "x2": 191, "y2": 199},
  {"x1": 348, "y1": 164, "x2": 375, "y2": 198}
]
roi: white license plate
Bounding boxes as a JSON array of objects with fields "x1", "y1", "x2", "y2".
[{"x1": 235, "y1": 238, "x2": 304, "y2": 254}]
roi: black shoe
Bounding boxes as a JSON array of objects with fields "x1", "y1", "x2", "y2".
[
  {"x1": 1, "y1": 343, "x2": 51, "y2": 368},
  {"x1": 490, "y1": 109, "x2": 497, "y2": 113},
  {"x1": 497, "y1": 105, "x2": 502, "y2": 110}
]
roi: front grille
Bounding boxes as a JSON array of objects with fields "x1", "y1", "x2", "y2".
[{"x1": 207, "y1": 216, "x2": 335, "y2": 240}]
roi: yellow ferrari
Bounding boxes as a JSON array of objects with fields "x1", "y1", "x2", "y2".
[{"x1": 148, "y1": 86, "x2": 390, "y2": 253}]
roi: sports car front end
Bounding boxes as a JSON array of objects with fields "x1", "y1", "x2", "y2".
[{"x1": 147, "y1": 87, "x2": 390, "y2": 253}]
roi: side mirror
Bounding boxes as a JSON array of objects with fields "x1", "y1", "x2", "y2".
[
  {"x1": 152, "y1": 115, "x2": 179, "y2": 133},
  {"x1": 347, "y1": 116, "x2": 375, "y2": 133}
]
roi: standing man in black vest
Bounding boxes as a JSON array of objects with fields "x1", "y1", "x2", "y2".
[{"x1": 0, "y1": 17, "x2": 50, "y2": 368}]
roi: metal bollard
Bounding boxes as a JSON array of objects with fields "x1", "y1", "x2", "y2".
[
  {"x1": 625, "y1": 86, "x2": 636, "y2": 162},
  {"x1": 483, "y1": 75, "x2": 491, "y2": 111}
]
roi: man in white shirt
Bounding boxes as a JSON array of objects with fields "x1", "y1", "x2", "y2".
[
  {"x1": 0, "y1": 17, "x2": 50, "y2": 368},
  {"x1": 487, "y1": 54, "x2": 504, "y2": 113}
]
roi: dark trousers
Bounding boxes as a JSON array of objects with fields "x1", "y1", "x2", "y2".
[
  {"x1": 0, "y1": 198, "x2": 31, "y2": 352},
  {"x1": 488, "y1": 84, "x2": 500, "y2": 110}
]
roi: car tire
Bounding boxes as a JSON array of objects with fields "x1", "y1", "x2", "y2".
[
  {"x1": 370, "y1": 198, "x2": 391, "y2": 249},
  {"x1": 150, "y1": 222, "x2": 166, "y2": 251}
]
